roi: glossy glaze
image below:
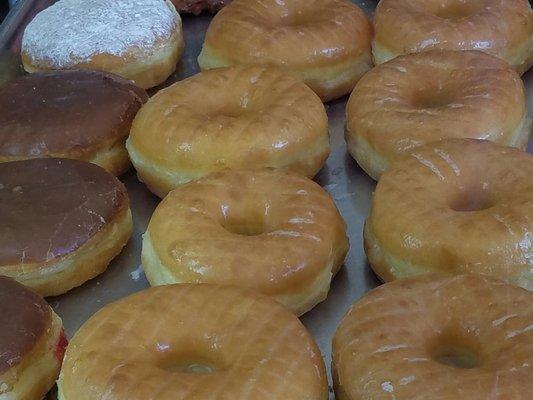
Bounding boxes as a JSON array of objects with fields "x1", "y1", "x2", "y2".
[
  {"x1": 127, "y1": 65, "x2": 330, "y2": 197},
  {"x1": 346, "y1": 50, "x2": 530, "y2": 180},
  {"x1": 365, "y1": 139, "x2": 533, "y2": 290},
  {"x1": 58, "y1": 284, "x2": 328, "y2": 400},
  {"x1": 0, "y1": 158, "x2": 128, "y2": 266},
  {"x1": 373, "y1": 0, "x2": 533, "y2": 74},
  {"x1": 333, "y1": 274, "x2": 533, "y2": 400},
  {"x1": 198, "y1": 0, "x2": 373, "y2": 101},
  {"x1": 143, "y1": 169, "x2": 349, "y2": 315}
]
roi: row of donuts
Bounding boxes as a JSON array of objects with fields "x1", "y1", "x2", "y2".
[{"x1": 1, "y1": 0, "x2": 532, "y2": 399}]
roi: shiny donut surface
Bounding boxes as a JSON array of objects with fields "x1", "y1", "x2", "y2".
[
  {"x1": 58, "y1": 284, "x2": 328, "y2": 400},
  {"x1": 333, "y1": 274, "x2": 533, "y2": 400},
  {"x1": 365, "y1": 139, "x2": 533, "y2": 290},
  {"x1": 143, "y1": 169, "x2": 349, "y2": 315}
]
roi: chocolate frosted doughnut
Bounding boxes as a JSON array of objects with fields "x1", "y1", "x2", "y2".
[
  {"x1": 0, "y1": 158, "x2": 133, "y2": 296},
  {"x1": 0, "y1": 70, "x2": 148, "y2": 176},
  {"x1": 0, "y1": 276, "x2": 66, "y2": 400}
]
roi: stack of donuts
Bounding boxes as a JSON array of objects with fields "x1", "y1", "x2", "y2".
[{"x1": 0, "y1": 0, "x2": 531, "y2": 399}]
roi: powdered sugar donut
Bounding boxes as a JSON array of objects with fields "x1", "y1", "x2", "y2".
[{"x1": 21, "y1": 0, "x2": 184, "y2": 89}]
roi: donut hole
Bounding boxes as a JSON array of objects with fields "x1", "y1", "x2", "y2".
[
  {"x1": 429, "y1": 331, "x2": 483, "y2": 369},
  {"x1": 449, "y1": 187, "x2": 493, "y2": 212},
  {"x1": 161, "y1": 360, "x2": 216, "y2": 374},
  {"x1": 412, "y1": 87, "x2": 456, "y2": 109},
  {"x1": 432, "y1": 2, "x2": 486, "y2": 20},
  {"x1": 222, "y1": 218, "x2": 269, "y2": 236}
]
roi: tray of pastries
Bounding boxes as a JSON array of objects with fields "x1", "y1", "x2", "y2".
[{"x1": 0, "y1": 0, "x2": 532, "y2": 399}]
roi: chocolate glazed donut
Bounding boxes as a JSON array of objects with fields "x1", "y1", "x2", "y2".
[
  {"x1": 0, "y1": 70, "x2": 148, "y2": 176},
  {"x1": 0, "y1": 158, "x2": 133, "y2": 296},
  {"x1": 0, "y1": 276, "x2": 66, "y2": 400}
]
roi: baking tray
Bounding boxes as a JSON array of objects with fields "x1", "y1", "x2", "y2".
[{"x1": 0, "y1": 1, "x2": 532, "y2": 398}]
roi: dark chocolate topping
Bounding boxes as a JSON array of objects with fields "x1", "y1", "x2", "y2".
[
  {"x1": 0, "y1": 70, "x2": 148, "y2": 158},
  {"x1": 0, "y1": 158, "x2": 128, "y2": 265},
  {"x1": 172, "y1": 0, "x2": 230, "y2": 14},
  {"x1": 0, "y1": 276, "x2": 52, "y2": 375}
]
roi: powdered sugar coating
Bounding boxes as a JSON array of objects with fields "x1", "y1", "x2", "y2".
[{"x1": 22, "y1": 0, "x2": 180, "y2": 67}]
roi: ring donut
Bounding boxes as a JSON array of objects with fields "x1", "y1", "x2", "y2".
[
  {"x1": 127, "y1": 66, "x2": 330, "y2": 198},
  {"x1": 0, "y1": 158, "x2": 132, "y2": 296},
  {"x1": 142, "y1": 169, "x2": 349, "y2": 315},
  {"x1": 198, "y1": 0, "x2": 373, "y2": 102},
  {"x1": 58, "y1": 284, "x2": 328, "y2": 400},
  {"x1": 345, "y1": 50, "x2": 531, "y2": 180},
  {"x1": 373, "y1": 0, "x2": 533, "y2": 74},
  {"x1": 0, "y1": 276, "x2": 67, "y2": 400},
  {"x1": 333, "y1": 274, "x2": 533, "y2": 400},
  {"x1": 21, "y1": 0, "x2": 184, "y2": 89},
  {"x1": 364, "y1": 139, "x2": 533, "y2": 290}
]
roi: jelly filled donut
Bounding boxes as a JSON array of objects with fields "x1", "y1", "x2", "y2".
[
  {"x1": 0, "y1": 70, "x2": 148, "y2": 176},
  {"x1": 373, "y1": 0, "x2": 533, "y2": 74},
  {"x1": 0, "y1": 276, "x2": 67, "y2": 400},
  {"x1": 0, "y1": 158, "x2": 132, "y2": 297},
  {"x1": 21, "y1": 0, "x2": 184, "y2": 89},
  {"x1": 365, "y1": 139, "x2": 533, "y2": 290},
  {"x1": 345, "y1": 50, "x2": 531, "y2": 180},
  {"x1": 333, "y1": 274, "x2": 533, "y2": 400},
  {"x1": 142, "y1": 169, "x2": 349, "y2": 316},
  {"x1": 172, "y1": 0, "x2": 230, "y2": 14},
  {"x1": 127, "y1": 66, "x2": 330, "y2": 198},
  {"x1": 58, "y1": 284, "x2": 328, "y2": 400},
  {"x1": 198, "y1": 0, "x2": 373, "y2": 102}
]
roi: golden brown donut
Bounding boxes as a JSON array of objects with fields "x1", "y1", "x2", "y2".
[
  {"x1": 198, "y1": 0, "x2": 373, "y2": 102},
  {"x1": 333, "y1": 274, "x2": 533, "y2": 400},
  {"x1": 0, "y1": 158, "x2": 132, "y2": 297},
  {"x1": 127, "y1": 66, "x2": 330, "y2": 198},
  {"x1": 142, "y1": 169, "x2": 349, "y2": 316},
  {"x1": 373, "y1": 0, "x2": 533, "y2": 74},
  {"x1": 0, "y1": 70, "x2": 148, "y2": 176},
  {"x1": 21, "y1": 0, "x2": 184, "y2": 89},
  {"x1": 345, "y1": 50, "x2": 531, "y2": 180},
  {"x1": 58, "y1": 284, "x2": 328, "y2": 400},
  {"x1": 0, "y1": 276, "x2": 67, "y2": 400},
  {"x1": 364, "y1": 139, "x2": 533, "y2": 290}
]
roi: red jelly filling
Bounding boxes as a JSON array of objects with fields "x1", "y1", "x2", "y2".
[{"x1": 54, "y1": 329, "x2": 68, "y2": 363}]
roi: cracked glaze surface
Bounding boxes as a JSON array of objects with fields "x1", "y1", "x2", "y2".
[
  {"x1": 333, "y1": 274, "x2": 533, "y2": 400},
  {"x1": 0, "y1": 158, "x2": 128, "y2": 267},
  {"x1": 366, "y1": 139, "x2": 533, "y2": 289}
]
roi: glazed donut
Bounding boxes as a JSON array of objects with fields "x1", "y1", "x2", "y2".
[
  {"x1": 198, "y1": 0, "x2": 373, "y2": 102},
  {"x1": 21, "y1": 0, "x2": 184, "y2": 89},
  {"x1": 0, "y1": 158, "x2": 132, "y2": 297},
  {"x1": 373, "y1": 0, "x2": 533, "y2": 74},
  {"x1": 142, "y1": 169, "x2": 349, "y2": 316},
  {"x1": 345, "y1": 50, "x2": 531, "y2": 180},
  {"x1": 0, "y1": 276, "x2": 67, "y2": 400},
  {"x1": 127, "y1": 66, "x2": 330, "y2": 198},
  {"x1": 333, "y1": 274, "x2": 533, "y2": 400},
  {"x1": 364, "y1": 139, "x2": 533, "y2": 290},
  {"x1": 0, "y1": 70, "x2": 148, "y2": 176},
  {"x1": 172, "y1": 0, "x2": 230, "y2": 15},
  {"x1": 58, "y1": 284, "x2": 328, "y2": 400}
]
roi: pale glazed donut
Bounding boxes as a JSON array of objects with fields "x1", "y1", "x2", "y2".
[
  {"x1": 373, "y1": 0, "x2": 533, "y2": 74},
  {"x1": 58, "y1": 284, "x2": 328, "y2": 400},
  {"x1": 364, "y1": 139, "x2": 533, "y2": 290},
  {"x1": 142, "y1": 169, "x2": 349, "y2": 316},
  {"x1": 21, "y1": 0, "x2": 184, "y2": 89},
  {"x1": 333, "y1": 274, "x2": 533, "y2": 400},
  {"x1": 198, "y1": 0, "x2": 373, "y2": 102},
  {"x1": 127, "y1": 66, "x2": 330, "y2": 198},
  {"x1": 346, "y1": 50, "x2": 531, "y2": 180},
  {"x1": 0, "y1": 276, "x2": 67, "y2": 400}
]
